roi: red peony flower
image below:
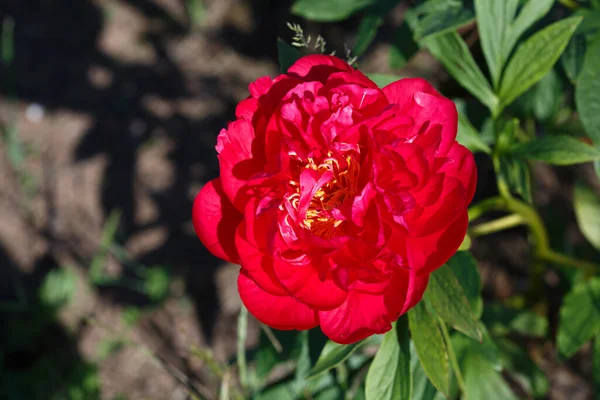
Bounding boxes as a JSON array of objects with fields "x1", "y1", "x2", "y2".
[{"x1": 193, "y1": 55, "x2": 476, "y2": 344}]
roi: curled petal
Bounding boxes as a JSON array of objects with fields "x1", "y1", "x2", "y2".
[
  {"x1": 192, "y1": 178, "x2": 242, "y2": 263},
  {"x1": 318, "y1": 290, "x2": 393, "y2": 344},
  {"x1": 218, "y1": 120, "x2": 265, "y2": 209},
  {"x1": 438, "y1": 142, "x2": 478, "y2": 204},
  {"x1": 383, "y1": 78, "x2": 458, "y2": 156},
  {"x1": 235, "y1": 225, "x2": 287, "y2": 296},
  {"x1": 406, "y1": 211, "x2": 469, "y2": 275},
  {"x1": 288, "y1": 54, "x2": 353, "y2": 82},
  {"x1": 238, "y1": 272, "x2": 318, "y2": 330},
  {"x1": 405, "y1": 176, "x2": 466, "y2": 237},
  {"x1": 272, "y1": 257, "x2": 347, "y2": 310}
]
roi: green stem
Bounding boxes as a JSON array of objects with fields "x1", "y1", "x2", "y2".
[
  {"x1": 503, "y1": 197, "x2": 550, "y2": 255},
  {"x1": 539, "y1": 250, "x2": 598, "y2": 276},
  {"x1": 469, "y1": 214, "x2": 526, "y2": 237},
  {"x1": 237, "y1": 305, "x2": 249, "y2": 392},
  {"x1": 468, "y1": 197, "x2": 600, "y2": 275},
  {"x1": 492, "y1": 154, "x2": 512, "y2": 198},
  {"x1": 467, "y1": 196, "x2": 507, "y2": 221},
  {"x1": 438, "y1": 317, "x2": 467, "y2": 395}
]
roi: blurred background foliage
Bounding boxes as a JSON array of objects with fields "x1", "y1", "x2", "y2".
[{"x1": 0, "y1": 0, "x2": 599, "y2": 399}]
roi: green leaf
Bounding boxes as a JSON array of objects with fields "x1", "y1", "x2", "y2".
[
  {"x1": 511, "y1": 135, "x2": 600, "y2": 165},
  {"x1": 277, "y1": 38, "x2": 301, "y2": 73},
  {"x1": 293, "y1": 331, "x2": 311, "y2": 395},
  {"x1": 365, "y1": 316, "x2": 411, "y2": 400},
  {"x1": 562, "y1": 34, "x2": 587, "y2": 82},
  {"x1": 497, "y1": 338, "x2": 549, "y2": 399},
  {"x1": 574, "y1": 182, "x2": 600, "y2": 251},
  {"x1": 39, "y1": 268, "x2": 76, "y2": 309},
  {"x1": 498, "y1": 153, "x2": 532, "y2": 203},
  {"x1": 499, "y1": 17, "x2": 582, "y2": 109},
  {"x1": 410, "y1": 0, "x2": 475, "y2": 41},
  {"x1": 594, "y1": 333, "x2": 600, "y2": 398},
  {"x1": 483, "y1": 303, "x2": 548, "y2": 338},
  {"x1": 447, "y1": 251, "x2": 483, "y2": 319},
  {"x1": 463, "y1": 352, "x2": 518, "y2": 400},
  {"x1": 531, "y1": 69, "x2": 563, "y2": 122},
  {"x1": 424, "y1": 265, "x2": 482, "y2": 341},
  {"x1": 557, "y1": 278, "x2": 600, "y2": 358},
  {"x1": 354, "y1": 15, "x2": 383, "y2": 57},
  {"x1": 143, "y1": 267, "x2": 171, "y2": 301},
  {"x1": 408, "y1": 302, "x2": 449, "y2": 396},
  {"x1": 474, "y1": 0, "x2": 519, "y2": 88},
  {"x1": 458, "y1": 234, "x2": 471, "y2": 251},
  {"x1": 576, "y1": 38, "x2": 600, "y2": 145},
  {"x1": 255, "y1": 380, "x2": 297, "y2": 400},
  {"x1": 308, "y1": 338, "x2": 367, "y2": 378},
  {"x1": 423, "y1": 32, "x2": 499, "y2": 114},
  {"x1": 451, "y1": 324, "x2": 501, "y2": 370},
  {"x1": 89, "y1": 209, "x2": 121, "y2": 285},
  {"x1": 503, "y1": 0, "x2": 554, "y2": 58},
  {"x1": 291, "y1": 0, "x2": 374, "y2": 22},
  {"x1": 389, "y1": 23, "x2": 419, "y2": 69},
  {"x1": 457, "y1": 111, "x2": 492, "y2": 154},
  {"x1": 367, "y1": 73, "x2": 402, "y2": 88},
  {"x1": 410, "y1": 342, "x2": 438, "y2": 400},
  {"x1": 96, "y1": 339, "x2": 126, "y2": 361}
]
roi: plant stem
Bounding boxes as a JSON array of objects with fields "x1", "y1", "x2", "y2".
[
  {"x1": 469, "y1": 214, "x2": 526, "y2": 237},
  {"x1": 468, "y1": 197, "x2": 600, "y2": 275},
  {"x1": 468, "y1": 196, "x2": 507, "y2": 221},
  {"x1": 438, "y1": 318, "x2": 467, "y2": 395},
  {"x1": 539, "y1": 250, "x2": 598, "y2": 276},
  {"x1": 503, "y1": 197, "x2": 550, "y2": 255},
  {"x1": 237, "y1": 305, "x2": 249, "y2": 393}
]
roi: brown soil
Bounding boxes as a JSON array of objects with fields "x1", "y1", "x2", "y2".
[{"x1": 0, "y1": 1, "x2": 595, "y2": 399}]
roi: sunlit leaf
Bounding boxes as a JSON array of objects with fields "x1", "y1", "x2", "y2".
[
  {"x1": 499, "y1": 17, "x2": 582, "y2": 110},
  {"x1": 447, "y1": 251, "x2": 483, "y2": 319},
  {"x1": 424, "y1": 265, "x2": 482, "y2": 341},
  {"x1": 308, "y1": 337, "x2": 373, "y2": 378},
  {"x1": 408, "y1": 302, "x2": 449, "y2": 396},
  {"x1": 424, "y1": 32, "x2": 499, "y2": 114},
  {"x1": 365, "y1": 316, "x2": 411, "y2": 400},
  {"x1": 474, "y1": 0, "x2": 519, "y2": 88},
  {"x1": 512, "y1": 135, "x2": 600, "y2": 165},
  {"x1": 576, "y1": 38, "x2": 600, "y2": 145},
  {"x1": 574, "y1": 182, "x2": 600, "y2": 251}
]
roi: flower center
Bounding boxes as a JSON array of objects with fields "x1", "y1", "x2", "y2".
[{"x1": 287, "y1": 151, "x2": 360, "y2": 239}]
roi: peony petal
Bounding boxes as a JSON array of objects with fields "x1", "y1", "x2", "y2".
[
  {"x1": 235, "y1": 97, "x2": 258, "y2": 121},
  {"x1": 383, "y1": 78, "x2": 457, "y2": 156},
  {"x1": 405, "y1": 176, "x2": 466, "y2": 236},
  {"x1": 272, "y1": 257, "x2": 347, "y2": 310},
  {"x1": 238, "y1": 271, "x2": 318, "y2": 330},
  {"x1": 235, "y1": 224, "x2": 288, "y2": 296},
  {"x1": 318, "y1": 290, "x2": 393, "y2": 344},
  {"x1": 438, "y1": 142, "x2": 477, "y2": 204},
  {"x1": 288, "y1": 55, "x2": 353, "y2": 82},
  {"x1": 192, "y1": 178, "x2": 243, "y2": 263},
  {"x1": 405, "y1": 211, "x2": 468, "y2": 275},
  {"x1": 249, "y1": 76, "x2": 275, "y2": 98},
  {"x1": 398, "y1": 267, "x2": 430, "y2": 315},
  {"x1": 218, "y1": 120, "x2": 265, "y2": 209}
]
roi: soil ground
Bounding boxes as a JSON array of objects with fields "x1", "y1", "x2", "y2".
[{"x1": 0, "y1": 1, "x2": 596, "y2": 399}]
